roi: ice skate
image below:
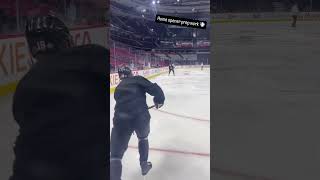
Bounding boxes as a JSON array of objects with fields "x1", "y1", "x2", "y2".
[{"x1": 140, "y1": 161, "x2": 152, "y2": 176}]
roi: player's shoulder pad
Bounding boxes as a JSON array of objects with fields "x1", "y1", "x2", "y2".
[
  {"x1": 134, "y1": 75, "x2": 147, "y2": 79},
  {"x1": 75, "y1": 44, "x2": 109, "y2": 74},
  {"x1": 133, "y1": 75, "x2": 150, "y2": 82},
  {"x1": 132, "y1": 75, "x2": 152, "y2": 85},
  {"x1": 65, "y1": 44, "x2": 109, "y2": 57},
  {"x1": 79, "y1": 44, "x2": 109, "y2": 56}
]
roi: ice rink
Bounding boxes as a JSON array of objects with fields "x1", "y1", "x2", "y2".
[
  {"x1": 110, "y1": 68, "x2": 210, "y2": 180},
  {"x1": 213, "y1": 21, "x2": 320, "y2": 180}
]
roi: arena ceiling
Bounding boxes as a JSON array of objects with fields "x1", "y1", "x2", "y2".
[{"x1": 112, "y1": 0, "x2": 210, "y2": 17}]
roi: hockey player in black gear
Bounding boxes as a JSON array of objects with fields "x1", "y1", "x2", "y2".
[
  {"x1": 110, "y1": 67, "x2": 165, "y2": 180},
  {"x1": 10, "y1": 15, "x2": 108, "y2": 180},
  {"x1": 168, "y1": 63, "x2": 175, "y2": 76},
  {"x1": 291, "y1": 2, "x2": 299, "y2": 28}
]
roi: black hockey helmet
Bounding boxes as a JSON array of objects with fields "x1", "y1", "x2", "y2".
[
  {"x1": 118, "y1": 66, "x2": 132, "y2": 79},
  {"x1": 25, "y1": 15, "x2": 73, "y2": 58}
]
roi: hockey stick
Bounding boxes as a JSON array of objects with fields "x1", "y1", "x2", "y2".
[{"x1": 148, "y1": 105, "x2": 156, "y2": 109}]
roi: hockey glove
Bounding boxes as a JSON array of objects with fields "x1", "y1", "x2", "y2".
[
  {"x1": 153, "y1": 97, "x2": 164, "y2": 109},
  {"x1": 155, "y1": 103, "x2": 163, "y2": 109}
]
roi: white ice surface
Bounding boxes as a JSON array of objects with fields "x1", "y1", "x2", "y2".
[{"x1": 110, "y1": 68, "x2": 211, "y2": 180}]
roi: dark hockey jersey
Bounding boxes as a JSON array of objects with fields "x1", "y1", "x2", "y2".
[
  {"x1": 11, "y1": 44, "x2": 109, "y2": 180},
  {"x1": 114, "y1": 75, "x2": 165, "y2": 116}
]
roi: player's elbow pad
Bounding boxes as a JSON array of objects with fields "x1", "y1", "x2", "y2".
[{"x1": 150, "y1": 83, "x2": 165, "y2": 104}]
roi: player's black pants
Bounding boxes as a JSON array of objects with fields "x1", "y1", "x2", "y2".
[
  {"x1": 169, "y1": 69, "x2": 175, "y2": 75},
  {"x1": 292, "y1": 15, "x2": 297, "y2": 27},
  {"x1": 110, "y1": 111, "x2": 151, "y2": 180}
]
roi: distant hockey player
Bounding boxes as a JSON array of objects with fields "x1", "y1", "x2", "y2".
[
  {"x1": 10, "y1": 15, "x2": 108, "y2": 180},
  {"x1": 110, "y1": 67, "x2": 165, "y2": 180},
  {"x1": 291, "y1": 2, "x2": 299, "y2": 27},
  {"x1": 168, "y1": 63, "x2": 175, "y2": 76},
  {"x1": 201, "y1": 62, "x2": 204, "y2": 70}
]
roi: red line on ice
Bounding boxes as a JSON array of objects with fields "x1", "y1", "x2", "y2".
[
  {"x1": 153, "y1": 109, "x2": 210, "y2": 122},
  {"x1": 128, "y1": 145, "x2": 210, "y2": 158}
]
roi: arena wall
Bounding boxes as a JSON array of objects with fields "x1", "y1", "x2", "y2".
[
  {"x1": 110, "y1": 67, "x2": 168, "y2": 93},
  {"x1": 110, "y1": 65, "x2": 210, "y2": 94}
]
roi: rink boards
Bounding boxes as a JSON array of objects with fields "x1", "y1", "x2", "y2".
[
  {"x1": 0, "y1": 60, "x2": 209, "y2": 96},
  {"x1": 109, "y1": 67, "x2": 167, "y2": 93},
  {"x1": 109, "y1": 65, "x2": 209, "y2": 94}
]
